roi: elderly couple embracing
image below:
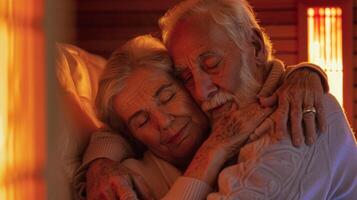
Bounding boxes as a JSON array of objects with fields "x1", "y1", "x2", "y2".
[{"x1": 74, "y1": 0, "x2": 357, "y2": 199}]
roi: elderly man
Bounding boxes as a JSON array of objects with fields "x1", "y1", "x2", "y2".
[
  {"x1": 76, "y1": 0, "x2": 357, "y2": 199},
  {"x1": 158, "y1": 0, "x2": 357, "y2": 199}
]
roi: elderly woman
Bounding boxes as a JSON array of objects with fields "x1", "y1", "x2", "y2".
[
  {"x1": 83, "y1": 35, "x2": 357, "y2": 200},
  {"x1": 89, "y1": 35, "x2": 275, "y2": 199}
]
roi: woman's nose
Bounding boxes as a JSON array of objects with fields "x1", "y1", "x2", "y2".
[{"x1": 153, "y1": 109, "x2": 175, "y2": 131}]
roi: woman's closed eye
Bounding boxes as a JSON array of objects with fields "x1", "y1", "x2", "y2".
[{"x1": 132, "y1": 112, "x2": 149, "y2": 128}]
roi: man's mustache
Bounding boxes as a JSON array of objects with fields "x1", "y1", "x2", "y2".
[{"x1": 201, "y1": 91, "x2": 237, "y2": 113}]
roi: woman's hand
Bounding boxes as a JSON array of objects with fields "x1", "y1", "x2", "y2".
[
  {"x1": 86, "y1": 158, "x2": 153, "y2": 200},
  {"x1": 252, "y1": 68, "x2": 326, "y2": 147},
  {"x1": 184, "y1": 103, "x2": 273, "y2": 186}
]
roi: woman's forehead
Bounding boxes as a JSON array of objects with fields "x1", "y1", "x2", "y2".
[
  {"x1": 113, "y1": 68, "x2": 175, "y2": 116},
  {"x1": 125, "y1": 67, "x2": 173, "y2": 93}
]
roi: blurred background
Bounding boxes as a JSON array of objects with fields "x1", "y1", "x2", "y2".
[{"x1": 0, "y1": 0, "x2": 355, "y2": 199}]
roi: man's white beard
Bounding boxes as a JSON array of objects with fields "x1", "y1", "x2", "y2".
[
  {"x1": 200, "y1": 51, "x2": 263, "y2": 119},
  {"x1": 232, "y1": 51, "x2": 262, "y2": 107}
]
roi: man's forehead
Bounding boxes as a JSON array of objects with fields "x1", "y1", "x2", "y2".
[
  {"x1": 168, "y1": 14, "x2": 230, "y2": 57},
  {"x1": 169, "y1": 15, "x2": 210, "y2": 45}
]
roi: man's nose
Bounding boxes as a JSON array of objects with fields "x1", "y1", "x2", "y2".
[
  {"x1": 193, "y1": 70, "x2": 218, "y2": 102},
  {"x1": 153, "y1": 109, "x2": 175, "y2": 132}
]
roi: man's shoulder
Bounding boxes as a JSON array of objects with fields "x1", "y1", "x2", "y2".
[{"x1": 322, "y1": 93, "x2": 346, "y2": 121}]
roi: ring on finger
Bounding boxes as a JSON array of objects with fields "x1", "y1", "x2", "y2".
[{"x1": 303, "y1": 106, "x2": 317, "y2": 115}]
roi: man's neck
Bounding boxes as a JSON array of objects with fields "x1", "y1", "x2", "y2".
[{"x1": 234, "y1": 59, "x2": 284, "y2": 108}]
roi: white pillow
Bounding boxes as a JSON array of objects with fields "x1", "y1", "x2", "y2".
[{"x1": 55, "y1": 43, "x2": 106, "y2": 191}]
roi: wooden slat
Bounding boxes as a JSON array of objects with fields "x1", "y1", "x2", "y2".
[
  {"x1": 76, "y1": 49, "x2": 111, "y2": 59},
  {"x1": 77, "y1": 2, "x2": 297, "y2": 26},
  {"x1": 76, "y1": 0, "x2": 181, "y2": 12},
  {"x1": 272, "y1": 39, "x2": 297, "y2": 53},
  {"x1": 77, "y1": 40, "x2": 130, "y2": 54},
  {"x1": 354, "y1": 69, "x2": 357, "y2": 85},
  {"x1": 354, "y1": 40, "x2": 357, "y2": 53},
  {"x1": 76, "y1": 0, "x2": 297, "y2": 12},
  {"x1": 256, "y1": 10, "x2": 297, "y2": 25},
  {"x1": 354, "y1": 54, "x2": 357, "y2": 69},
  {"x1": 353, "y1": 7, "x2": 357, "y2": 23},
  {"x1": 76, "y1": 12, "x2": 163, "y2": 27},
  {"x1": 249, "y1": 0, "x2": 297, "y2": 10},
  {"x1": 77, "y1": 27, "x2": 160, "y2": 40},
  {"x1": 263, "y1": 25, "x2": 297, "y2": 39},
  {"x1": 354, "y1": 87, "x2": 357, "y2": 98},
  {"x1": 353, "y1": 101, "x2": 357, "y2": 118},
  {"x1": 275, "y1": 53, "x2": 297, "y2": 66},
  {"x1": 75, "y1": 11, "x2": 297, "y2": 28}
]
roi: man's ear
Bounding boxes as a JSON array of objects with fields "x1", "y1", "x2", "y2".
[{"x1": 251, "y1": 28, "x2": 267, "y2": 64}]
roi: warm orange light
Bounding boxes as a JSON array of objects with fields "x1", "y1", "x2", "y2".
[
  {"x1": 0, "y1": 19, "x2": 9, "y2": 200},
  {"x1": 0, "y1": 0, "x2": 45, "y2": 199},
  {"x1": 308, "y1": 7, "x2": 343, "y2": 105}
]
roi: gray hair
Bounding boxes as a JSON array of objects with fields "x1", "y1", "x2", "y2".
[
  {"x1": 159, "y1": 0, "x2": 273, "y2": 65},
  {"x1": 95, "y1": 35, "x2": 173, "y2": 131}
]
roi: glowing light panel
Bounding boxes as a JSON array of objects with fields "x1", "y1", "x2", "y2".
[
  {"x1": 0, "y1": 0, "x2": 45, "y2": 199},
  {"x1": 308, "y1": 7, "x2": 343, "y2": 105}
]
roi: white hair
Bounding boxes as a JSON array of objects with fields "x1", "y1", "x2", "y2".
[
  {"x1": 160, "y1": 0, "x2": 273, "y2": 105},
  {"x1": 96, "y1": 35, "x2": 173, "y2": 130},
  {"x1": 159, "y1": 0, "x2": 273, "y2": 65}
]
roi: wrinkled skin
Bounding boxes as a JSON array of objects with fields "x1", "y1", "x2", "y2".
[
  {"x1": 184, "y1": 102, "x2": 274, "y2": 186},
  {"x1": 254, "y1": 68, "x2": 326, "y2": 146},
  {"x1": 167, "y1": 13, "x2": 326, "y2": 147},
  {"x1": 85, "y1": 68, "x2": 327, "y2": 200},
  {"x1": 86, "y1": 158, "x2": 154, "y2": 200}
]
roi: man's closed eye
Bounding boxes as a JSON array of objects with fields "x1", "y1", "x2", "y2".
[
  {"x1": 159, "y1": 89, "x2": 176, "y2": 103},
  {"x1": 202, "y1": 55, "x2": 221, "y2": 72}
]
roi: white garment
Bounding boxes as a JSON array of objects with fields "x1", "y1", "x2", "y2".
[
  {"x1": 207, "y1": 94, "x2": 357, "y2": 200},
  {"x1": 122, "y1": 151, "x2": 181, "y2": 199}
]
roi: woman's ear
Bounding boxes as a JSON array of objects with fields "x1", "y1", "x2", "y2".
[{"x1": 251, "y1": 28, "x2": 267, "y2": 64}]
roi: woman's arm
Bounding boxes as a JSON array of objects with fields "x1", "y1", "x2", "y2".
[{"x1": 74, "y1": 131, "x2": 135, "y2": 200}]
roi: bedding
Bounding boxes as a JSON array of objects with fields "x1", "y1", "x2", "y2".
[{"x1": 55, "y1": 43, "x2": 106, "y2": 197}]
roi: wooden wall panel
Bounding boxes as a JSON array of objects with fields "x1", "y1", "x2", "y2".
[
  {"x1": 264, "y1": 25, "x2": 297, "y2": 39},
  {"x1": 275, "y1": 54, "x2": 297, "y2": 66},
  {"x1": 256, "y1": 10, "x2": 297, "y2": 25},
  {"x1": 249, "y1": 0, "x2": 296, "y2": 9},
  {"x1": 74, "y1": 0, "x2": 298, "y2": 66},
  {"x1": 76, "y1": 0, "x2": 182, "y2": 12}
]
